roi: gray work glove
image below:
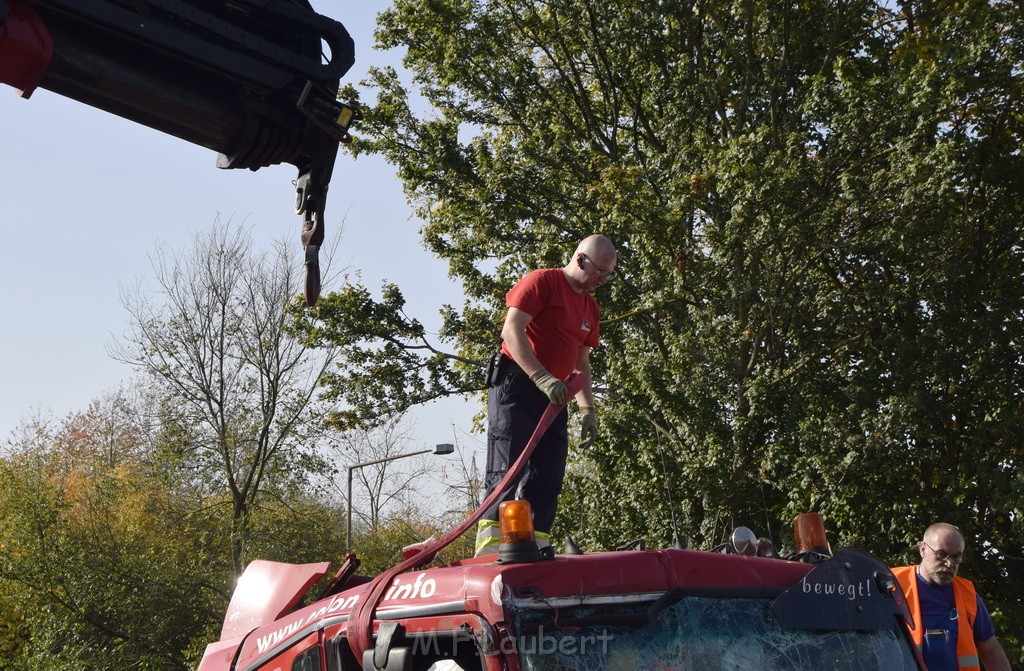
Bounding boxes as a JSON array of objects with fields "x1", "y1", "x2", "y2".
[
  {"x1": 579, "y1": 406, "x2": 598, "y2": 449},
  {"x1": 529, "y1": 368, "x2": 568, "y2": 405}
]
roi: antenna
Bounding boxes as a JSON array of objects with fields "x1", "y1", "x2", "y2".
[
  {"x1": 654, "y1": 425, "x2": 684, "y2": 549},
  {"x1": 760, "y1": 482, "x2": 774, "y2": 547}
]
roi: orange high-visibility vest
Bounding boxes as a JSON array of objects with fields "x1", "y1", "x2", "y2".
[{"x1": 892, "y1": 565, "x2": 979, "y2": 671}]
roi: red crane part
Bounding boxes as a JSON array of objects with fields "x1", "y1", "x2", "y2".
[{"x1": 0, "y1": 0, "x2": 52, "y2": 97}]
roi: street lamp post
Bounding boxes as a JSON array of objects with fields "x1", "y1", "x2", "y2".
[{"x1": 346, "y1": 443, "x2": 455, "y2": 550}]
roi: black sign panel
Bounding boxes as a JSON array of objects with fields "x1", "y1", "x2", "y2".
[{"x1": 772, "y1": 548, "x2": 912, "y2": 632}]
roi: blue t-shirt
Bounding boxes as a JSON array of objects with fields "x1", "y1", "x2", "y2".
[{"x1": 916, "y1": 572, "x2": 996, "y2": 671}]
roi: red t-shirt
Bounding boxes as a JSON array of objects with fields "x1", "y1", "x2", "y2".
[{"x1": 501, "y1": 268, "x2": 600, "y2": 380}]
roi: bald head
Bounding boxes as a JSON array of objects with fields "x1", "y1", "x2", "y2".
[
  {"x1": 564, "y1": 234, "x2": 617, "y2": 293},
  {"x1": 923, "y1": 522, "x2": 963, "y2": 546},
  {"x1": 575, "y1": 234, "x2": 616, "y2": 260}
]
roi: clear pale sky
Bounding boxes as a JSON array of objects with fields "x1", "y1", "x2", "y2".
[{"x1": 0, "y1": 0, "x2": 478, "y2": 453}]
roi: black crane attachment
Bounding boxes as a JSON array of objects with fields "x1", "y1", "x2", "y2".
[{"x1": 0, "y1": 0, "x2": 359, "y2": 304}]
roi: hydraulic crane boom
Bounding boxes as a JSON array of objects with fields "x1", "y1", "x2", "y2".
[{"x1": 0, "y1": 0, "x2": 358, "y2": 304}]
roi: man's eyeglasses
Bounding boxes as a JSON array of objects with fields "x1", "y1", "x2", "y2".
[
  {"x1": 923, "y1": 541, "x2": 963, "y2": 563},
  {"x1": 581, "y1": 253, "x2": 614, "y2": 279}
]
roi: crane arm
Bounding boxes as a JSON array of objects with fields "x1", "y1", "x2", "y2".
[{"x1": 0, "y1": 0, "x2": 358, "y2": 304}]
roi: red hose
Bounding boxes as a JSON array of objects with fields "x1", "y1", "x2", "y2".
[{"x1": 347, "y1": 372, "x2": 584, "y2": 661}]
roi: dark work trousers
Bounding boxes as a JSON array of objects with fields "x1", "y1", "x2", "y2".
[{"x1": 482, "y1": 362, "x2": 568, "y2": 534}]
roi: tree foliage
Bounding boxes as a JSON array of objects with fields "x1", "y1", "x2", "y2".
[
  {"x1": 112, "y1": 220, "x2": 339, "y2": 573},
  {"x1": 0, "y1": 398, "x2": 223, "y2": 670},
  {"x1": 0, "y1": 222, "x2": 357, "y2": 670},
  {"x1": 349, "y1": 504, "x2": 476, "y2": 576},
  {"x1": 305, "y1": 0, "x2": 1024, "y2": 655},
  {"x1": 295, "y1": 282, "x2": 483, "y2": 429},
  {"x1": 1, "y1": 219, "x2": 487, "y2": 669},
  {"x1": 0, "y1": 391, "x2": 346, "y2": 671}
]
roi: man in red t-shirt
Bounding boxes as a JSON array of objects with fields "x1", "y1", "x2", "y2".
[{"x1": 475, "y1": 235, "x2": 617, "y2": 557}]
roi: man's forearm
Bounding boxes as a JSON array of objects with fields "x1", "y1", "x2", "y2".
[{"x1": 978, "y1": 636, "x2": 1012, "y2": 671}]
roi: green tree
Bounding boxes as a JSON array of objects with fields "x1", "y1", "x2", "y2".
[
  {"x1": 301, "y1": 0, "x2": 1023, "y2": 656},
  {"x1": 112, "y1": 219, "x2": 340, "y2": 574},
  {"x1": 0, "y1": 390, "x2": 346, "y2": 671},
  {"x1": 0, "y1": 397, "x2": 224, "y2": 671}
]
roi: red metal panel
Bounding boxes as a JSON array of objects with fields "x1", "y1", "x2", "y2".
[
  {"x1": 221, "y1": 559, "x2": 331, "y2": 641},
  {"x1": 197, "y1": 637, "x2": 247, "y2": 671}
]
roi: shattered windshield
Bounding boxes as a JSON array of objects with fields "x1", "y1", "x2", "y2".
[{"x1": 514, "y1": 596, "x2": 919, "y2": 671}]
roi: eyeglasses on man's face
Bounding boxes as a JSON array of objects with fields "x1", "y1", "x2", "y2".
[
  {"x1": 923, "y1": 541, "x2": 963, "y2": 563},
  {"x1": 581, "y1": 253, "x2": 614, "y2": 279}
]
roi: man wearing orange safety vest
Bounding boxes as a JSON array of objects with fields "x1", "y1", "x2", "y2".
[{"x1": 893, "y1": 523, "x2": 1011, "y2": 671}]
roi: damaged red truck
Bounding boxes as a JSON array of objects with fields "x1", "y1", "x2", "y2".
[{"x1": 196, "y1": 507, "x2": 926, "y2": 671}]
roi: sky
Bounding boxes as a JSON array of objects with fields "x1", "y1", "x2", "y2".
[{"x1": 0, "y1": 0, "x2": 480, "y2": 467}]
